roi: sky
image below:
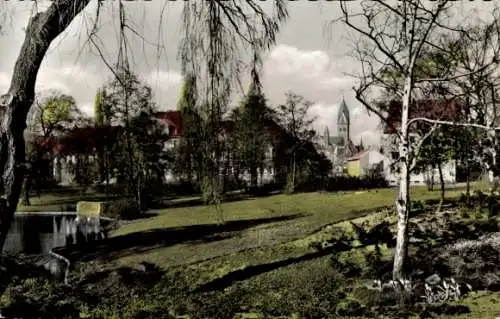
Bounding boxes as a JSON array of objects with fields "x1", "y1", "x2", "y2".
[{"x1": 0, "y1": 1, "x2": 495, "y2": 147}]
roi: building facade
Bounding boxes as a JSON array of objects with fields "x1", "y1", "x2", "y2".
[{"x1": 380, "y1": 99, "x2": 460, "y2": 185}]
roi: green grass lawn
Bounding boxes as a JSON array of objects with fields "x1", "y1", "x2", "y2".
[
  {"x1": 444, "y1": 291, "x2": 500, "y2": 319},
  {"x1": 98, "y1": 183, "x2": 487, "y2": 283},
  {"x1": 115, "y1": 184, "x2": 483, "y2": 236}
]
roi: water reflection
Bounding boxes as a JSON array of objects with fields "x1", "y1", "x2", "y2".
[{"x1": 3, "y1": 214, "x2": 108, "y2": 255}]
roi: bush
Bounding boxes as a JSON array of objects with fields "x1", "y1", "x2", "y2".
[
  {"x1": 248, "y1": 181, "x2": 283, "y2": 197},
  {"x1": 165, "y1": 181, "x2": 200, "y2": 197},
  {"x1": 295, "y1": 175, "x2": 389, "y2": 193},
  {"x1": 105, "y1": 199, "x2": 141, "y2": 220}
]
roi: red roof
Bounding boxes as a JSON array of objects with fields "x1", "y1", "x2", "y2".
[
  {"x1": 155, "y1": 111, "x2": 184, "y2": 137},
  {"x1": 347, "y1": 149, "x2": 369, "y2": 161},
  {"x1": 382, "y1": 98, "x2": 464, "y2": 134},
  {"x1": 49, "y1": 126, "x2": 122, "y2": 154}
]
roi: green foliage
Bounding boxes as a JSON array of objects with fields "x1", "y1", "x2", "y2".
[
  {"x1": 103, "y1": 69, "x2": 167, "y2": 207},
  {"x1": 103, "y1": 68, "x2": 155, "y2": 124},
  {"x1": 229, "y1": 82, "x2": 274, "y2": 188},
  {"x1": 40, "y1": 93, "x2": 76, "y2": 131},
  {"x1": 0, "y1": 277, "x2": 80, "y2": 319},
  {"x1": 121, "y1": 299, "x2": 174, "y2": 319},
  {"x1": 273, "y1": 92, "x2": 327, "y2": 190},
  {"x1": 94, "y1": 89, "x2": 111, "y2": 127},
  {"x1": 172, "y1": 75, "x2": 203, "y2": 184},
  {"x1": 177, "y1": 74, "x2": 197, "y2": 112},
  {"x1": 69, "y1": 154, "x2": 98, "y2": 192},
  {"x1": 106, "y1": 198, "x2": 141, "y2": 220}
]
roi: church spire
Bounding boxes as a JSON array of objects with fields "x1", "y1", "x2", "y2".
[{"x1": 337, "y1": 97, "x2": 350, "y2": 125}]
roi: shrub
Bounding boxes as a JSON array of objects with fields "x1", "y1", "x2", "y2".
[
  {"x1": 322, "y1": 175, "x2": 389, "y2": 192},
  {"x1": 165, "y1": 181, "x2": 200, "y2": 197},
  {"x1": 105, "y1": 199, "x2": 141, "y2": 220},
  {"x1": 248, "y1": 182, "x2": 283, "y2": 197}
]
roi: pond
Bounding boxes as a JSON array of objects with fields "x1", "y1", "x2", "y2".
[{"x1": 3, "y1": 213, "x2": 111, "y2": 255}]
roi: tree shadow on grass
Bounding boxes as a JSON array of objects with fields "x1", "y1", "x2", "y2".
[
  {"x1": 58, "y1": 213, "x2": 309, "y2": 263},
  {"x1": 194, "y1": 244, "x2": 370, "y2": 293},
  {"x1": 151, "y1": 191, "x2": 279, "y2": 210}
]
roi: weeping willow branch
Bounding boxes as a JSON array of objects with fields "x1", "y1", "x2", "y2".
[{"x1": 179, "y1": 1, "x2": 288, "y2": 218}]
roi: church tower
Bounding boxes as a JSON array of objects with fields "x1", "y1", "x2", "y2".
[{"x1": 337, "y1": 97, "x2": 350, "y2": 145}]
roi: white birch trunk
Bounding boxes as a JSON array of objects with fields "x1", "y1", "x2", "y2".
[{"x1": 393, "y1": 76, "x2": 412, "y2": 281}]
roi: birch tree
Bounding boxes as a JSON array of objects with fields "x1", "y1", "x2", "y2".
[
  {"x1": 337, "y1": 0, "x2": 499, "y2": 281},
  {"x1": 0, "y1": 0, "x2": 287, "y2": 251}
]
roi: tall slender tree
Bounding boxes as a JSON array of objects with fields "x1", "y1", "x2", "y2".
[
  {"x1": 275, "y1": 92, "x2": 315, "y2": 192},
  {"x1": 94, "y1": 88, "x2": 112, "y2": 198},
  {"x1": 230, "y1": 80, "x2": 274, "y2": 188}
]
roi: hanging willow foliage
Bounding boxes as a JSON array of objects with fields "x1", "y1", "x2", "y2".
[{"x1": 178, "y1": 1, "x2": 288, "y2": 215}]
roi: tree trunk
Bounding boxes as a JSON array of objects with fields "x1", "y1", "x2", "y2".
[
  {"x1": 393, "y1": 76, "x2": 412, "y2": 282},
  {"x1": 425, "y1": 166, "x2": 434, "y2": 191},
  {"x1": 488, "y1": 129, "x2": 498, "y2": 193},
  {"x1": 0, "y1": 0, "x2": 91, "y2": 251},
  {"x1": 104, "y1": 143, "x2": 109, "y2": 201},
  {"x1": 466, "y1": 159, "x2": 471, "y2": 204},
  {"x1": 436, "y1": 162, "x2": 445, "y2": 213},
  {"x1": 430, "y1": 165, "x2": 435, "y2": 191},
  {"x1": 438, "y1": 163, "x2": 445, "y2": 202},
  {"x1": 250, "y1": 166, "x2": 258, "y2": 188},
  {"x1": 22, "y1": 174, "x2": 31, "y2": 206}
]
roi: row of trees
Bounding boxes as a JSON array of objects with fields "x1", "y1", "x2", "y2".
[
  {"x1": 171, "y1": 75, "x2": 332, "y2": 197},
  {"x1": 23, "y1": 68, "x2": 331, "y2": 210}
]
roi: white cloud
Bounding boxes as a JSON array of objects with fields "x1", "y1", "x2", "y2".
[
  {"x1": 0, "y1": 66, "x2": 184, "y2": 117},
  {"x1": 267, "y1": 45, "x2": 330, "y2": 78},
  {"x1": 146, "y1": 70, "x2": 183, "y2": 109},
  {"x1": 318, "y1": 77, "x2": 354, "y2": 90},
  {"x1": 34, "y1": 64, "x2": 106, "y2": 117},
  {"x1": 147, "y1": 70, "x2": 183, "y2": 88},
  {"x1": 262, "y1": 44, "x2": 381, "y2": 146},
  {"x1": 353, "y1": 130, "x2": 379, "y2": 147}
]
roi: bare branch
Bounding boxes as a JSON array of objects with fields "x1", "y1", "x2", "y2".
[
  {"x1": 415, "y1": 62, "x2": 495, "y2": 83},
  {"x1": 408, "y1": 117, "x2": 500, "y2": 131},
  {"x1": 409, "y1": 123, "x2": 438, "y2": 172}
]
